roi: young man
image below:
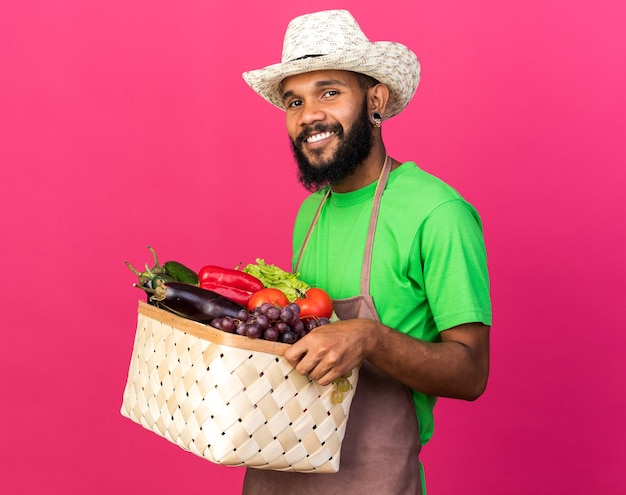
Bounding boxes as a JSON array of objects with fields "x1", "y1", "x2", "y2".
[{"x1": 242, "y1": 10, "x2": 492, "y2": 494}]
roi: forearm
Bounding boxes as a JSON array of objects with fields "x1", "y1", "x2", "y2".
[
  {"x1": 284, "y1": 318, "x2": 490, "y2": 400},
  {"x1": 363, "y1": 320, "x2": 490, "y2": 400}
]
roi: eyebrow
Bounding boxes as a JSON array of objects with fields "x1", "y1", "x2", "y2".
[{"x1": 282, "y1": 78, "x2": 349, "y2": 102}]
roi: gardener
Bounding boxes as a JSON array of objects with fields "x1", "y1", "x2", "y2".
[{"x1": 241, "y1": 9, "x2": 492, "y2": 494}]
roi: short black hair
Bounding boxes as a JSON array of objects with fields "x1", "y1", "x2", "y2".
[{"x1": 351, "y1": 72, "x2": 380, "y2": 90}]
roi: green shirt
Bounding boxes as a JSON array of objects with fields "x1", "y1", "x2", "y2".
[{"x1": 292, "y1": 162, "x2": 492, "y2": 445}]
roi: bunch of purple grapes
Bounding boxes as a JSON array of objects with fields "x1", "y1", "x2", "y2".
[{"x1": 210, "y1": 302, "x2": 331, "y2": 344}]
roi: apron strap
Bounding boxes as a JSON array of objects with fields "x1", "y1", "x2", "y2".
[
  {"x1": 360, "y1": 155, "x2": 391, "y2": 295},
  {"x1": 294, "y1": 187, "x2": 331, "y2": 273},
  {"x1": 295, "y1": 156, "x2": 392, "y2": 297}
]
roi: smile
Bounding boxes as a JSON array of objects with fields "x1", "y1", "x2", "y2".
[{"x1": 306, "y1": 131, "x2": 335, "y2": 144}]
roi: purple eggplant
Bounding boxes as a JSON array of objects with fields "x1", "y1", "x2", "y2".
[{"x1": 136, "y1": 281, "x2": 244, "y2": 322}]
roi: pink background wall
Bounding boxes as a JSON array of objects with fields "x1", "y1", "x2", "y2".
[{"x1": 1, "y1": 1, "x2": 625, "y2": 493}]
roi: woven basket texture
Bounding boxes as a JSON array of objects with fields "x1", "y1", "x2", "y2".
[{"x1": 121, "y1": 302, "x2": 359, "y2": 473}]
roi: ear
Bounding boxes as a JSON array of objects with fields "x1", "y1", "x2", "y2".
[{"x1": 367, "y1": 83, "x2": 390, "y2": 117}]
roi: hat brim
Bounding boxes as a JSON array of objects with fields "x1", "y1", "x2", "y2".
[{"x1": 243, "y1": 41, "x2": 420, "y2": 119}]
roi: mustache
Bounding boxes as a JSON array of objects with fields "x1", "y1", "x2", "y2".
[{"x1": 294, "y1": 123, "x2": 343, "y2": 145}]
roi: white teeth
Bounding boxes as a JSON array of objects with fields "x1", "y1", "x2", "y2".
[{"x1": 306, "y1": 131, "x2": 334, "y2": 143}]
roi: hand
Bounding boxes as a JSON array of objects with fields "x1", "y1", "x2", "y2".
[{"x1": 284, "y1": 319, "x2": 373, "y2": 385}]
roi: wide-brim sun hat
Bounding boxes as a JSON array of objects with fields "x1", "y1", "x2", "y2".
[{"x1": 242, "y1": 10, "x2": 421, "y2": 119}]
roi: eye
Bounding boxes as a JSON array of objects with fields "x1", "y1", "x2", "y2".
[
  {"x1": 323, "y1": 90, "x2": 339, "y2": 98},
  {"x1": 286, "y1": 99, "x2": 303, "y2": 108}
]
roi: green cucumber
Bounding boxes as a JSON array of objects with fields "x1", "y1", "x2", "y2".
[{"x1": 164, "y1": 261, "x2": 199, "y2": 285}]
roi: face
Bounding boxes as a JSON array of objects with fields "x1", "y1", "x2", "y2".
[{"x1": 281, "y1": 70, "x2": 374, "y2": 191}]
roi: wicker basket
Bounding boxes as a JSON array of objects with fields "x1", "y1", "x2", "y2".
[{"x1": 120, "y1": 301, "x2": 359, "y2": 473}]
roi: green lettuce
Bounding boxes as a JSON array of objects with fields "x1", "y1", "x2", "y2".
[{"x1": 243, "y1": 258, "x2": 310, "y2": 302}]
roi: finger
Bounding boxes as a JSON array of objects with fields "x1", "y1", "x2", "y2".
[
  {"x1": 284, "y1": 345, "x2": 320, "y2": 377},
  {"x1": 306, "y1": 361, "x2": 337, "y2": 384},
  {"x1": 284, "y1": 341, "x2": 308, "y2": 365},
  {"x1": 313, "y1": 369, "x2": 335, "y2": 386}
]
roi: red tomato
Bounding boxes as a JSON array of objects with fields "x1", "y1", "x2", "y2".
[
  {"x1": 295, "y1": 288, "x2": 333, "y2": 319},
  {"x1": 247, "y1": 288, "x2": 289, "y2": 311}
]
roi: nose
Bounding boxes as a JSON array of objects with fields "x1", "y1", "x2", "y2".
[{"x1": 297, "y1": 101, "x2": 326, "y2": 127}]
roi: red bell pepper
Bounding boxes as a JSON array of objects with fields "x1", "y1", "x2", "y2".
[{"x1": 198, "y1": 265, "x2": 264, "y2": 306}]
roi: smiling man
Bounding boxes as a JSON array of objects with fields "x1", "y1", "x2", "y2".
[
  {"x1": 242, "y1": 10, "x2": 492, "y2": 495},
  {"x1": 284, "y1": 71, "x2": 380, "y2": 191}
]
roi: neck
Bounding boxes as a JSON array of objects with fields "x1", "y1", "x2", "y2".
[{"x1": 330, "y1": 146, "x2": 389, "y2": 193}]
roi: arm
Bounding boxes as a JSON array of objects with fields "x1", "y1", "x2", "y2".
[
  {"x1": 286, "y1": 197, "x2": 491, "y2": 399},
  {"x1": 283, "y1": 320, "x2": 490, "y2": 401}
]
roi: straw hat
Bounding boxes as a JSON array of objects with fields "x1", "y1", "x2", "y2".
[{"x1": 242, "y1": 10, "x2": 421, "y2": 119}]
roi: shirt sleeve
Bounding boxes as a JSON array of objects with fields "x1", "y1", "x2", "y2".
[{"x1": 418, "y1": 199, "x2": 492, "y2": 331}]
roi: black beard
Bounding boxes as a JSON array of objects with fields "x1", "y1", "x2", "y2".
[{"x1": 291, "y1": 99, "x2": 373, "y2": 191}]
